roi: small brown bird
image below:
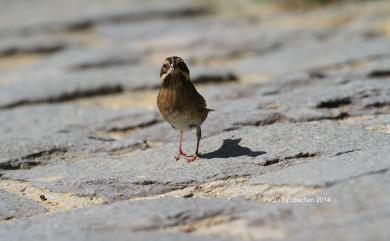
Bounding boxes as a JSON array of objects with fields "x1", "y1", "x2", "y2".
[{"x1": 157, "y1": 56, "x2": 213, "y2": 162}]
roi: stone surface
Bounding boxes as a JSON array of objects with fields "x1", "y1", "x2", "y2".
[
  {"x1": 0, "y1": 189, "x2": 47, "y2": 222},
  {"x1": 3, "y1": 121, "x2": 389, "y2": 201},
  {"x1": 252, "y1": 146, "x2": 390, "y2": 186},
  {"x1": 1, "y1": 0, "x2": 390, "y2": 240}
]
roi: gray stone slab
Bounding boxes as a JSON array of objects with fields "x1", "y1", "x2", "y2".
[
  {"x1": 133, "y1": 76, "x2": 390, "y2": 144},
  {"x1": 0, "y1": 130, "x2": 150, "y2": 171},
  {"x1": 243, "y1": 170, "x2": 390, "y2": 241},
  {"x1": 0, "y1": 35, "x2": 69, "y2": 56},
  {"x1": 0, "y1": 1, "x2": 389, "y2": 240},
  {"x1": 0, "y1": 189, "x2": 47, "y2": 222},
  {"x1": 0, "y1": 103, "x2": 156, "y2": 169},
  {"x1": 0, "y1": 197, "x2": 236, "y2": 241},
  {"x1": 0, "y1": 170, "x2": 389, "y2": 241},
  {"x1": 340, "y1": 114, "x2": 390, "y2": 132},
  {"x1": 3, "y1": 121, "x2": 390, "y2": 200},
  {"x1": 251, "y1": 146, "x2": 390, "y2": 186},
  {"x1": 230, "y1": 38, "x2": 390, "y2": 80},
  {"x1": 237, "y1": 170, "x2": 390, "y2": 241},
  {"x1": 0, "y1": 103, "x2": 158, "y2": 139},
  {"x1": 0, "y1": 1, "x2": 208, "y2": 35},
  {"x1": 0, "y1": 63, "x2": 236, "y2": 109}
]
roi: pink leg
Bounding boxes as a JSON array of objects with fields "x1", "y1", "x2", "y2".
[
  {"x1": 174, "y1": 131, "x2": 187, "y2": 160},
  {"x1": 186, "y1": 127, "x2": 201, "y2": 163}
]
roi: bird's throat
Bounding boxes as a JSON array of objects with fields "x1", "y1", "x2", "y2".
[{"x1": 161, "y1": 73, "x2": 185, "y2": 89}]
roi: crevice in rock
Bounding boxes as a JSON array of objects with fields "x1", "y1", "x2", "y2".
[
  {"x1": 316, "y1": 97, "x2": 351, "y2": 108},
  {"x1": 87, "y1": 136, "x2": 116, "y2": 142},
  {"x1": 261, "y1": 90, "x2": 280, "y2": 96},
  {"x1": 303, "y1": 111, "x2": 350, "y2": 121},
  {"x1": 234, "y1": 113, "x2": 290, "y2": 128},
  {"x1": 263, "y1": 152, "x2": 319, "y2": 166},
  {"x1": 335, "y1": 149, "x2": 360, "y2": 156},
  {"x1": 255, "y1": 113, "x2": 290, "y2": 126},
  {"x1": 222, "y1": 127, "x2": 240, "y2": 132},
  {"x1": 133, "y1": 210, "x2": 227, "y2": 232},
  {"x1": 216, "y1": 174, "x2": 251, "y2": 181},
  {"x1": 324, "y1": 168, "x2": 389, "y2": 187},
  {"x1": 0, "y1": 160, "x2": 41, "y2": 170},
  {"x1": 309, "y1": 53, "x2": 390, "y2": 76},
  {"x1": 102, "y1": 141, "x2": 151, "y2": 155},
  {"x1": 191, "y1": 42, "x2": 282, "y2": 66},
  {"x1": 91, "y1": 5, "x2": 210, "y2": 27},
  {"x1": 364, "y1": 101, "x2": 390, "y2": 109},
  {"x1": 132, "y1": 180, "x2": 158, "y2": 185},
  {"x1": 65, "y1": 20, "x2": 94, "y2": 32},
  {"x1": 0, "y1": 44, "x2": 66, "y2": 57},
  {"x1": 0, "y1": 147, "x2": 68, "y2": 170},
  {"x1": 1, "y1": 85, "x2": 124, "y2": 109},
  {"x1": 309, "y1": 71, "x2": 327, "y2": 79},
  {"x1": 3, "y1": 216, "x2": 14, "y2": 221},
  {"x1": 69, "y1": 58, "x2": 139, "y2": 71},
  {"x1": 368, "y1": 70, "x2": 390, "y2": 78},
  {"x1": 285, "y1": 152, "x2": 318, "y2": 160},
  {"x1": 263, "y1": 158, "x2": 281, "y2": 166},
  {"x1": 228, "y1": 42, "x2": 282, "y2": 61},
  {"x1": 233, "y1": 112, "x2": 352, "y2": 131},
  {"x1": 105, "y1": 119, "x2": 161, "y2": 133},
  {"x1": 5, "y1": 5, "x2": 210, "y2": 36},
  {"x1": 192, "y1": 72, "x2": 238, "y2": 85}
]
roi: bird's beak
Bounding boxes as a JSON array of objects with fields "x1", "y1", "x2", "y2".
[{"x1": 170, "y1": 59, "x2": 176, "y2": 70}]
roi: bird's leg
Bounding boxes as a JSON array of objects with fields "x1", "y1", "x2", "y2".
[
  {"x1": 175, "y1": 131, "x2": 187, "y2": 160},
  {"x1": 186, "y1": 127, "x2": 201, "y2": 163}
]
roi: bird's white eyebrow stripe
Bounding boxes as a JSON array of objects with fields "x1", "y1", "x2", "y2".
[
  {"x1": 160, "y1": 69, "x2": 190, "y2": 82},
  {"x1": 160, "y1": 71, "x2": 170, "y2": 81}
]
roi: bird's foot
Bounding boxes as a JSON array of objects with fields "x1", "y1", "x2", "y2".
[
  {"x1": 186, "y1": 153, "x2": 200, "y2": 163},
  {"x1": 174, "y1": 150, "x2": 188, "y2": 161}
]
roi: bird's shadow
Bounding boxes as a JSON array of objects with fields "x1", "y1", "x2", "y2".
[{"x1": 201, "y1": 138, "x2": 266, "y2": 159}]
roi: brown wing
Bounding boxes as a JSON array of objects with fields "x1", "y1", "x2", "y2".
[{"x1": 182, "y1": 79, "x2": 207, "y2": 110}]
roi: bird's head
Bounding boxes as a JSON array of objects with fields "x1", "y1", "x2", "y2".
[{"x1": 160, "y1": 56, "x2": 190, "y2": 84}]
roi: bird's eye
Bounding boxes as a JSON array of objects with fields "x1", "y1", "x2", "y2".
[
  {"x1": 160, "y1": 64, "x2": 169, "y2": 76},
  {"x1": 177, "y1": 62, "x2": 189, "y2": 73}
]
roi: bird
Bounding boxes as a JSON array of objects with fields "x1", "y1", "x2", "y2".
[{"x1": 157, "y1": 56, "x2": 214, "y2": 162}]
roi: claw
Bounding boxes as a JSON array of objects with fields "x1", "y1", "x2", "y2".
[
  {"x1": 174, "y1": 149, "x2": 188, "y2": 161},
  {"x1": 174, "y1": 131, "x2": 189, "y2": 161},
  {"x1": 186, "y1": 154, "x2": 200, "y2": 163}
]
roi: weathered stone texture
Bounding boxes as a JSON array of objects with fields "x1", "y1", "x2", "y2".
[{"x1": 1, "y1": 0, "x2": 390, "y2": 240}]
